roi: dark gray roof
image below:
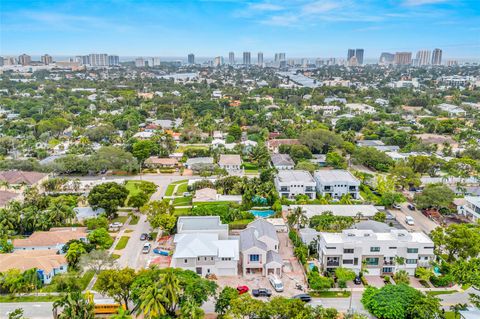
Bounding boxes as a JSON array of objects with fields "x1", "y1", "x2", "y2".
[
  {"x1": 240, "y1": 228, "x2": 267, "y2": 251},
  {"x1": 247, "y1": 219, "x2": 278, "y2": 240},
  {"x1": 271, "y1": 153, "x2": 295, "y2": 166}
]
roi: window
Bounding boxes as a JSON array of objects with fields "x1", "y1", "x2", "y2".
[
  {"x1": 221, "y1": 257, "x2": 231, "y2": 261},
  {"x1": 407, "y1": 248, "x2": 419, "y2": 253},
  {"x1": 365, "y1": 258, "x2": 379, "y2": 266},
  {"x1": 343, "y1": 259, "x2": 354, "y2": 264},
  {"x1": 370, "y1": 247, "x2": 380, "y2": 252},
  {"x1": 250, "y1": 254, "x2": 260, "y2": 262},
  {"x1": 424, "y1": 246, "x2": 434, "y2": 249},
  {"x1": 211, "y1": 257, "x2": 214, "y2": 261},
  {"x1": 343, "y1": 248, "x2": 354, "y2": 254},
  {"x1": 389, "y1": 247, "x2": 397, "y2": 249},
  {"x1": 354, "y1": 258, "x2": 358, "y2": 265},
  {"x1": 326, "y1": 246, "x2": 336, "y2": 250},
  {"x1": 184, "y1": 259, "x2": 188, "y2": 264},
  {"x1": 406, "y1": 259, "x2": 417, "y2": 264}
]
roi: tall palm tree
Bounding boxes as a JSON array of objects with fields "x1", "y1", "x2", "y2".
[
  {"x1": 287, "y1": 207, "x2": 308, "y2": 230},
  {"x1": 53, "y1": 292, "x2": 94, "y2": 319},
  {"x1": 136, "y1": 284, "x2": 169, "y2": 319},
  {"x1": 161, "y1": 268, "x2": 181, "y2": 314},
  {"x1": 179, "y1": 297, "x2": 204, "y2": 319}
]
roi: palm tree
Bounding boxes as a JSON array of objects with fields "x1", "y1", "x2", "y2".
[
  {"x1": 287, "y1": 207, "x2": 308, "y2": 230},
  {"x1": 53, "y1": 292, "x2": 94, "y2": 319},
  {"x1": 340, "y1": 194, "x2": 353, "y2": 205},
  {"x1": 136, "y1": 284, "x2": 169, "y2": 319},
  {"x1": 161, "y1": 268, "x2": 181, "y2": 314},
  {"x1": 179, "y1": 297, "x2": 204, "y2": 319},
  {"x1": 393, "y1": 270, "x2": 410, "y2": 285}
]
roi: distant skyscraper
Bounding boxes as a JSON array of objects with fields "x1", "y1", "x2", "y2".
[
  {"x1": 379, "y1": 52, "x2": 395, "y2": 65},
  {"x1": 274, "y1": 53, "x2": 286, "y2": 62},
  {"x1": 315, "y1": 58, "x2": 323, "y2": 67},
  {"x1": 214, "y1": 56, "x2": 223, "y2": 67},
  {"x1": 243, "y1": 52, "x2": 251, "y2": 65},
  {"x1": 18, "y1": 54, "x2": 31, "y2": 66},
  {"x1": 135, "y1": 57, "x2": 145, "y2": 67},
  {"x1": 75, "y1": 55, "x2": 90, "y2": 65},
  {"x1": 355, "y1": 49, "x2": 364, "y2": 65},
  {"x1": 347, "y1": 49, "x2": 355, "y2": 62},
  {"x1": 301, "y1": 58, "x2": 308, "y2": 68},
  {"x1": 89, "y1": 53, "x2": 108, "y2": 66},
  {"x1": 432, "y1": 48, "x2": 443, "y2": 65},
  {"x1": 257, "y1": 52, "x2": 263, "y2": 66},
  {"x1": 394, "y1": 52, "x2": 412, "y2": 65},
  {"x1": 152, "y1": 57, "x2": 161, "y2": 66},
  {"x1": 446, "y1": 59, "x2": 458, "y2": 66},
  {"x1": 0, "y1": 57, "x2": 4, "y2": 67},
  {"x1": 188, "y1": 53, "x2": 195, "y2": 65},
  {"x1": 108, "y1": 55, "x2": 119, "y2": 66},
  {"x1": 41, "y1": 54, "x2": 53, "y2": 65},
  {"x1": 416, "y1": 50, "x2": 431, "y2": 66},
  {"x1": 229, "y1": 52, "x2": 235, "y2": 65}
]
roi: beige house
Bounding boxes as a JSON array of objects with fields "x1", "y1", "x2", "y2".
[
  {"x1": 0, "y1": 170, "x2": 49, "y2": 193},
  {"x1": 218, "y1": 154, "x2": 242, "y2": 171},
  {"x1": 193, "y1": 188, "x2": 218, "y2": 202},
  {"x1": 13, "y1": 227, "x2": 88, "y2": 252},
  {"x1": 144, "y1": 157, "x2": 179, "y2": 169}
]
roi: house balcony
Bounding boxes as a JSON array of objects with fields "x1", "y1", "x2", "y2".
[{"x1": 326, "y1": 261, "x2": 340, "y2": 267}]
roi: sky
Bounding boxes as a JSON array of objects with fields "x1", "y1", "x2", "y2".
[{"x1": 1, "y1": 0, "x2": 480, "y2": 59}]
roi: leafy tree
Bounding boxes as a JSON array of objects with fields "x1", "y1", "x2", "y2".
[
  {"x1": 228, "y1": 124, "x2": 242, "y2": 141},
  {"x1": 87, "y1": 228, "x2": 113, "y2": 249},
  {"x1": 52, "y1": 292, "x2": 94, "y2": 319},
  {"x1": 85, "y1": 216, "x2": 109, "y2": 230},
  {"x1": 127, "y1": 192, "x2": 149, "y2": 209},
  {"x1": 179, "y1": 296, "x2": 204, "y2": 319},
  {"x1": 7, "y1": 308, "x2": 26, "y2": 319},
  {"x1": 326, "y1": 151, "x2": 347, "y2": 169},
  {"x1": 79, "y1": 250, "x2": 116, "y2": 274},
  {"x1": 215, "y1": 286, "x2": 239, "y2": 315},
  {"x1": 96, "y1": 268, "x2": 136, "y2": 310},
  {"x1": 132, "y1": 140, "x2": 159, "y2": 163},
  {"x1": 393, "y1": 270, "x2": 410, "y2": 285},
  {"x1": 88, "y1": 182, "x2": 129, "y2": 218},
  {"x1": 335, "y1": 267, "x2": 356, "y2": 282},
  {"x1": 110, "y1": 308, "x2": 133, "y2": 319},
  {"x1": 288, "y1": 144, "x2": 313, "y2": 163},
  {"x1": 430, "y1": 224, "x2": 480, "y2": 262},
  {"x1": 308, "y1": 271, "x2": 334, "y2": 290},
  {"x1": 300, "y1": 128, "x2": 343, "y2": 153},
  {"x1": 66, "y1": 242, "x2": 87, "y2": 268},
  {"x1": 353, "y1": 147, "x2": 393, "y2": 172},
  {"x1": 295, "y1": 161, "x2": 317, "y2": 173},
  {"x1": 141, "y1": 200, "x2": 176, "y2": 234},
  {"x1": 389, "y1": 162, "x2": 421, "y2": 190},
  {"x1": 372, "y1": 212, "x2": 386, "y2": 223},
  {"x1": 414, "y1": 184, "x2": 455, "y2": 210},
  {"x1": 450, "y1": 258, "x2": 480, "y2": 289}
]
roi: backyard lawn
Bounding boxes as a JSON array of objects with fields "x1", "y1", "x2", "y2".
[
  {"x1": 115, "y1": 236, "x2": 130, "y2": 250},
  {"x1": 174, "y1": 207, "x2": 192, "y2": 216},
  {"x1": 173, "y1": 196, "x2": 192, "y2": 206},
  {"x1": 112, "y1": 215, "x2": 128, "y2": 224},
  {"x1": 175, "y1": 182, "x2": 189, "y2": 196},
  {"x1": 165, "y1": 180, "x2": 188, "y2": 196}
]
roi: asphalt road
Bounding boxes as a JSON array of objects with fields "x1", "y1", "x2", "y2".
[
  {"x1": 1, "y1": 302, "x2": 53, "y2": 319},
  {"x1": 389, "y1": 202, "x2": 439, "y2": 234}
]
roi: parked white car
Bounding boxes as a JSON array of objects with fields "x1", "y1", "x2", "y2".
[
  {"x1": 268, "y1": 275, "x2": 284, "y2": 292},
  {"x1": 405, "y1": 215, "x2": 415, "y2": 226},
  {"x1": 142, "y1": 243, "x2": 151, "y2": 254}
]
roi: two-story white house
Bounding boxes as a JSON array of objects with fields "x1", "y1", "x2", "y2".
[
  {"x1": 457, "y1": 196, "x2": 480, "y2": 222},
  {"x1": 274, "y1": 170, "x2": 316, "y2": 199},
  {"x1": 314, "y1": 170, "x2": 360, "y2": 199},
  {"x1": 316, "y1": 221, "x2": 435, "y2": 276},
  {"x1": 240, "y1": 219, "x2": 283, "y2": 277},
  {"x1": 171, "y1": 216, "x2": 239, "y2": 276}
]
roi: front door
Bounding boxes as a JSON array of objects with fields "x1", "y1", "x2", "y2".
[{"x1": 196, "y1": 267, "x2": 202, "y2": 275}]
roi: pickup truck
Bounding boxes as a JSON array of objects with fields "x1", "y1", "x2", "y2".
[{"x1": 252, "y1": 288, "x2": 272, "y2": 297}]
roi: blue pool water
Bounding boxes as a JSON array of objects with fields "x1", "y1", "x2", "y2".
[
  {"x1": 308, "y1": 262, "x2": 315, "y2": 270},
  {"x1": 250, "y1": 210, "x2": 275, "y2": 218}
]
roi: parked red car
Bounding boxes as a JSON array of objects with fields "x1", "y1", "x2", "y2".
[{"x1": 237, "y1": 286, "x2": 249, "y2": 294}]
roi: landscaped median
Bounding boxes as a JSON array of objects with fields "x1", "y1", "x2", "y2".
[
  {"x1": 114, "y1": 236, "x2": 130, "y2": 250},
  {"x1": 0, "y1": 294, "x2": 61, "y2": 302}
]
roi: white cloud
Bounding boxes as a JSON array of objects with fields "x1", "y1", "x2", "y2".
[
  {"x1": 403, "y1": 0, "x2": 450, "y2": 6},
  {"x1": 302, "y1": 1, "x2": 341, "y2": 14},
  {"x1": 249, "y1": 2, "x2": 284, "y2": 11},
  {"x1": 261, "y1": 14, "x2": 299, "y2": 26}
]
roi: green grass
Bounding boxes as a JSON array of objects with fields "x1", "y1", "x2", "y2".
[
  {"x1": 150, "y1": 232, "x2": 158, "y2": 240},
  {"x1": 193, "y1": 201, "x2": 233, "y2": 206},
  {"x1": 165, "y1": 180, "x2": 188, "y2": 196},
  {"x1": 445, "y1": 312, "x2": 460, "y2": 319},
  {"x1": 112, "y1": 215, "x2": 128, "y2": 224},
  {"x1": 309, "y1": 290, "x2": 351, "y2": 298},
  {"x1": 129, "y1": 215, "x2": 139, "y2": 225},
  {"x1": 426, "y1": 290, "x2": 459, "y2": 296},
  {"x1": 245, "y1": 169, "x2": 259, "y2": 174},
  {"x1": 0, "y1": 294, "x2": 61, "y2": 302},
  {"x1": 111, "y1": 254, "x2": 120, "y2": 260},
  {"x1": 124, "y1": 229, "x2": 134, "y2": 233},
  {"x1": 174, "y1": 207, "x2": 192, "y2": 216},
  {"x1": 461, "y1": 284, "x2": 471, "y2": 290},
  {"x1": 115, "y1": 236, "x2": 130, "y2": 250},
  {"x1": 173, "y1": 196, "x2": 192, "y2": 206},
  {"x1": 79, "y1": 270, "x2": 95, "y2": 290},
  {"x1": 175, "y1": 183, "x2": 189, "y2": 196}
]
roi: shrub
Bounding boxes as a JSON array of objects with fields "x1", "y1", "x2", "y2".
[
  {"x1": 228, "y1": 219, "x2": 253, "y2": 230},
  {"x1": 338, "y1": 280, "x2": 347, "y2": 288},
  {"x1": 430, "y1": 275, "x2": 454, "y2": 287},
  {"x1": 308, "y1": 271, "x2": 334, "y2": 290}
]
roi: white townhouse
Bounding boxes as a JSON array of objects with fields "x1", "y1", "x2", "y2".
[
  {"x1": 314, "y1": 170, "x2": 360, "y2": 199},
  {"x1": 274, "y1": 170, "x2": 316, "y2": 199},
  {"x1": 171, "y1": 216, "x2": 239, "y2": 276},
  {"x1": 457, "y1": 196, "x2": 480, "y2": 222},
  {"x1": 316, "y1": 221, "x2": 435, "y2": 276}
]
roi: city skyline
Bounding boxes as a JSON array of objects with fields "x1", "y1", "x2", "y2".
[{"x1": 1, "y1": 0, "x2": 479, "y2": 59}]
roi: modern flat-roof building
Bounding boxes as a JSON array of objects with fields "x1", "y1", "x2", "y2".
[
  {"x1": 317, "y1": 222, "x2": 434, "y2": 276},
  {"x1": 457, "y1": 196, "x2": 480, "y2": 222},
  {"x1": 314, "y1": 170, "x2": 360, "y2": 199},
  {"x1": 290, "y1": 205, "x2": 379, "y2": 219},
  {"x1": 274, "y1": 170, "x2": 316, "y2": 199}
]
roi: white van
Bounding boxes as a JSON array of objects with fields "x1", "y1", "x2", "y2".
[
  {"x1": 405, "y1": 216, "x2": 415, "y2": 226},
  {"x1": 268, "y1": 275, "x2": 284, "y2": 292}
]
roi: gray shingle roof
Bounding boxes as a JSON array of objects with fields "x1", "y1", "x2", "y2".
[{"x1": 271, "y1": 154, "x2": 295, "y2": 166}]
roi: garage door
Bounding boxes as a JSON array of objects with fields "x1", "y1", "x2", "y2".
[{"x1": 217, "y1": 268, "x2": 237, "y2": 276}]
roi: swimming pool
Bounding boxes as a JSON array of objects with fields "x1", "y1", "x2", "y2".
[{"x1": 249, "y1": 210, "x2": 275, "y2": 218}]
